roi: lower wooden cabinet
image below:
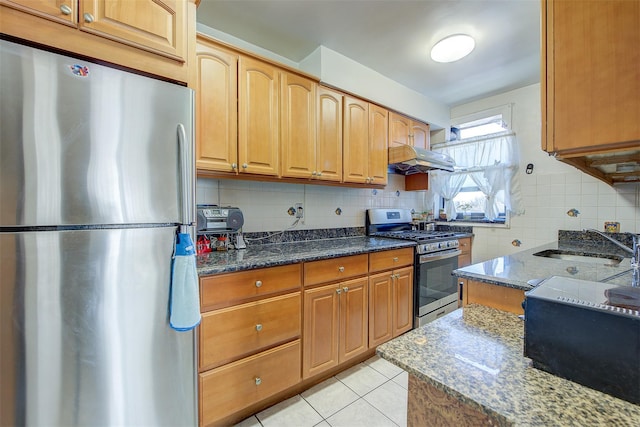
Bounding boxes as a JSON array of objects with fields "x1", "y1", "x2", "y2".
[
  {"x1": 458, "y1": 237, "x2": 472, "y2": 268},
  {"x1": 200, "y1": 293, "x2": 301, "y2": 371},
  {"x1": 368, "y1": 266, "x2": 413, "y2": 347},
  {"x1": 199, "y1": 340, "x2": 301, "y2": 426},
  {"x1": 302, "y1": 276, "x2": 368, "y2": 379},
  {"x1": 460, "y1": 279, "x2": 525, "y2": 315}
]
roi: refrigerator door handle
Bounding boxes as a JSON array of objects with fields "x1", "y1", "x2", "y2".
[{"x1": 177, "y1": 123, "x2": 194, "y2": 233}]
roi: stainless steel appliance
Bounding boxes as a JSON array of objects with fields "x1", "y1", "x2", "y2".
[
  {"x1": 388, "y1": 145, "x2": 455, "y2": 173},
  {"x1": 0, "y1": 39, "x2": 197, "y2": 426},
  {"x1": 366, "y1": 208, "x2": 461, "y2": 327},
  {"x1": 524, "y1": 276, "x2": 639, "y2": 404}
]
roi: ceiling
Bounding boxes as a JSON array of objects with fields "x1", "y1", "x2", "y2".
[{"x1": 196, "y1": 0, "x2": 541, "y2": 107}]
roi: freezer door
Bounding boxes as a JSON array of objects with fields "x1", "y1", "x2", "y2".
[
  {"x1": 0, "y1": 39, "x2": 195, "y2": 227},
  {"x1": 0, "y1": 227, "x2": 197, "y2": 426}
]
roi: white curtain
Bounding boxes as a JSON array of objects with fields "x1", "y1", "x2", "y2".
[
  {"x1": 430, "y1": 132, "x2": 524, "y2": 220},
  {"x1": 429, "y1": 172, "x2": 467, "y2": 220}
]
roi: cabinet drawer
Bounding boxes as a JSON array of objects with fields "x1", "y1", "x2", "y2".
[
  {"x1": 200, "y1": 293, "x2": 301, "y2": 371},
  {"x1": 458, "y1": 237, "x2": 472, "y2": 255},
  {"x1": 200, "y1": 340, "x2": 301, "y2": 426},
  {"x1": 304, "y1": 254, "x2": 368, "y2": 286},
  {"x1": 369, "y1": 248, "x2": 414, "y2": 272},
  {"x1": 200, "y1": 264, "x2": 301, "y2": 311}
]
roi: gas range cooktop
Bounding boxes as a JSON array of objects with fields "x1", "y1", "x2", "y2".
[{"x1": 372, "y1": 230, "x2": 457, "y2": 243}]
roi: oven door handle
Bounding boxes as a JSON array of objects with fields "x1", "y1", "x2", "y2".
[{"x1": 419, "y1": 249, "x2": 461, "y2": 263}]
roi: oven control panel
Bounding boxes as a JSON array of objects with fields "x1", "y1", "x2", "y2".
[{"x1": 417, "y1": 239, "x2": 459, "y2": 255}]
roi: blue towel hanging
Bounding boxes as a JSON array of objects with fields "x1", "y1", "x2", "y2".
[{"x1": 170, "y1": 232, "x2": 201, "y2": 331}]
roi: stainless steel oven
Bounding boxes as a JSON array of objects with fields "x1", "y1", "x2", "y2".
[
  {"x1": 415, "y1": 246, "x2": 460, "y2": 326},
  {"x1": 366, "y1": 208, "x2": 462, "y2": 328}
]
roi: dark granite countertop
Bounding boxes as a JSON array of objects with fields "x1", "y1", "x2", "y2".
[
  {"x1": 377, "y1": 304, "x2": 640, "y2": 426},
  {"x1": 453, "y1": 241, "x2": 634, "y2": 290},
  {"x1": 196, "y1": 236, "x2": 416, "y2": 276}
]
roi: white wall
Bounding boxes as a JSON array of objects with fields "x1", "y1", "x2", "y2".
[
  {"x1": 197, "y1": 174, "x2": 429, "y2": 233},
  {"x1": 450, "y1": 83, "x2": 640, "y2": 262}
]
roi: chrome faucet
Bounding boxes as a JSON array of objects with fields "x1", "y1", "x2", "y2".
[{"x1": 584, "y1": 229, "x2": 640, "y2": 287}]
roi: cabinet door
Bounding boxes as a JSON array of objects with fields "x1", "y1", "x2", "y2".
[
  {"x1": 343, "y1": 96, "x2": 369, "y2": 184},
  {"x1": 368, "y1": 104, "x2": 388, "y2": 185},
  {"x1": 339, "y1": 277, "x2": 368, "y2": 362},
  {"x1": 303, "y1": 284, "x2": 339, "y2": 379},
  {"x1": 412, "y1": 121, "x2": 430, "y2": 150},
  {"x1": 392, "y1": 266, "x2": 413, "y2": 337},
  {"x1": 238, "y1": 56, "x2": 280, "y2": 176},
  {"x1": 281, "y1": 73, "x2": 317, "y2": 179},
  {"x1": 389, "y1": 112, "x2": 411, "y2": 147},
  {"x1": 79, "y1": 0, "x2": 187, "y2": 61},
  {"x1": 544, "y1": 0, "x2": 640, "y2": 155},
  {"x1": 3, "y1": 0, "x2": 76, "y2": 25},
  {"x1": 195, "y1": 40, "x2": 238, "y2": 172},
  {"x1": 316, "y1": 86, "x2": 343, "y2": 182},
  {"x1": 368, "y1": 272, "x2": 393, "y2": 347}
]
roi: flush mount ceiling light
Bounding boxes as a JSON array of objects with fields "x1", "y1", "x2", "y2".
[{"x1": 430, "y1": 34, "x2": 475, "y2": 63}]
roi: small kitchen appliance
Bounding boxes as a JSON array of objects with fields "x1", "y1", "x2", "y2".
[
  {"x1": 196, "y1": 205, "x2": 245, "y2": 251},
  {"x1": 524, "y1": 276, "x2": 640, "y2": 404},
  {"x1": 366, "y1": 208, "x2": 462, "y2": 326}
]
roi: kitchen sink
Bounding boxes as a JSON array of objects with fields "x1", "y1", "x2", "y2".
[{"x1": 532, "y1": 249, "x2": 623, "y2": 266}]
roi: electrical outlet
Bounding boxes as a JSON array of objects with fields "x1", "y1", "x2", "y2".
[{"x1": 295, "y1": 203, "x2": 304, "y2": 219}]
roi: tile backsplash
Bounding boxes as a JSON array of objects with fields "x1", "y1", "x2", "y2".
[{"x1": 196, "y1": 173, "x2": 429, "y2": 233}]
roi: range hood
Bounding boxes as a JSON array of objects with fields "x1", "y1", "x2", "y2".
[{"x1": 388, "y1": 145, "x2": 455, "y2": 174}]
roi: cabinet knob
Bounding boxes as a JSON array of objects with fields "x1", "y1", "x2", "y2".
[
  {"x1": 312, "y1": 171, "x2": 317, "y2": 176},
  {"x1": 255, "y1": 280, "x2": 262, "y2": 288},
  {"x1": 231, "y1": 163, "x2": 237, "y2": 169},
  {"x1": 338, "y1": 266, "x2": 345, "y2": 272},
  {"x1": 242, "y1": 163, "x2": 248, "y2": 169},
  {"x1": 343, "y1": 287, "x2": 349, "y2": 293},
  {"x1": 60, "y1": 4, "x2": 72, "y2": 15},
  {"x1": 83, "y1": 12, "x2": 95, "y2": 23},
  {"x1": 317, "y1": 172, "x2": 322, "y2": 177},
  {"x1": 393, "y1": 257, "x2": 399, "y2": 262},
  {"x1": 255, "y1": 324, "x2": 263, "y2": 332},
  {"x1": 336, "y1": 288, "x2": 342, "y2": 294},
  {"x1": 255, "y1": 377, "x2": 262, "y2": 386}
]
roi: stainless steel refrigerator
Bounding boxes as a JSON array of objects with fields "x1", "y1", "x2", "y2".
[{"x1": 0, "y1": 39, "x2": 197, "y2": 426}]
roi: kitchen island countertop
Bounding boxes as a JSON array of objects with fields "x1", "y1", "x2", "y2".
[
  {"x1": 377, "y1": 304, "x2": 640, "y2": 426},
  {"x1": 197, "y1": 236, "x2": 416, "y2": 276},
  {"x1": 453, "y1": 241, "x2": 634, "y2": 290}
]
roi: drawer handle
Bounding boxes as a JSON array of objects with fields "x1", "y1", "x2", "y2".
[
  {"x1": 255, "y1": 377, "x2": 262, "y2": 386},
  {"x1": 255, "y1": 280, "x2": 262, "y2": 288},
  {"x1": 255, "y1": 324, "x2": 263, "y2": 332},
  {"x1": 343, "y1": 287, "x2": 349, "y2": 293},
  {"x1": 338, "y1": 266, "x2": 345, "y2": 272},
  {"x1": 393, "y1": 257, "x2": 399, "y2": 262}
]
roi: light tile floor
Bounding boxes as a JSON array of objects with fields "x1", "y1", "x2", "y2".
[{"x1": 235, "y1": 356, "x2": 409, "y2": 427}]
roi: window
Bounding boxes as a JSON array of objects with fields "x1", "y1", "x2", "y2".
[{"x1": 430, "y1": 104, "x2": 523, "y2": 227}]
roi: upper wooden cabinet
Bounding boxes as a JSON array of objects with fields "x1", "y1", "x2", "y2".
[
  {"x1": 239, "y1": 56, "x2": 280, "y2": 176},
  {"x1": 343, "y1": 98, "x2": 388, "y2": 185},
  {"x1": 1, "y1": 0, "x2": 194, "y2": 83},
  {"x1": 389, "y1": 112, "x2": 430, "y2": 150},
  {"x1": 195, "y1": 41, "x2": 238, "y2": 172},
  {"x1": 542, "y1": 0, "x2": 640, "y2": 184},
  {"x1": 315, "y1": 86, "x2": 344, "y2": 182},
  {"x1": 368, "y1": 104, "x2": 389, "y2": 185},
  {"x1": 79, "y1": 0, "x2": 187, "y2": 61},
  {"x1": 281, "y1": 74, "x2": 317, "y2": 179}
]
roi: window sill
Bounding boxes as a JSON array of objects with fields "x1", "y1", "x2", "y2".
[{"x1": 435, "y1": 220, "x2": 510, "y2": 229}]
